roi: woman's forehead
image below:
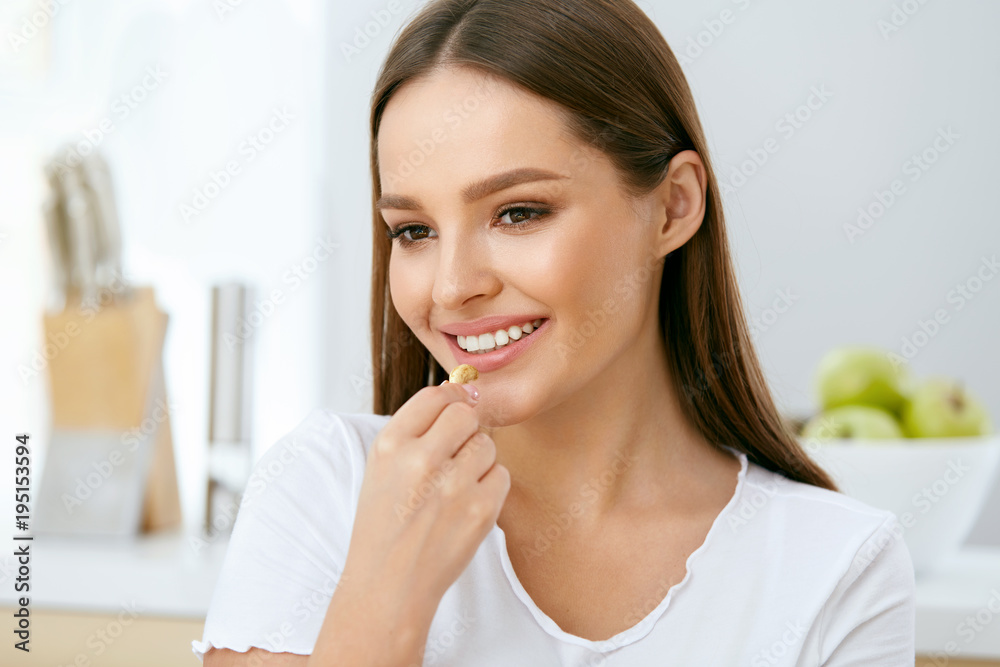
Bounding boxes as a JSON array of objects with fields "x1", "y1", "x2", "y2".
[
  {"x1": 379, "y1": 70, "x2": 575, "y2": 152},
  {"x1": 377, "y1": 70, "x2": 594, "y2": 194}
]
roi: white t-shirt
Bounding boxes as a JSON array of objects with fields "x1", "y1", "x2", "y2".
[{"x1": 192, "y1": 408, "x2": 916, "y2": 666}]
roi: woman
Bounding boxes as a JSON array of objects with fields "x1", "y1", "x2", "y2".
[{"x1": 195, "y1": 0, "x2": 916, "y2": 664}]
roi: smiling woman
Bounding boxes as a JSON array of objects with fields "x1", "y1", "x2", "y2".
[{"x1": 195, "y1": 0, "x2": 916, "y2": 665}]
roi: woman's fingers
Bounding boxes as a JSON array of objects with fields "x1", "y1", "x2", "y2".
[
  {"x1": 381, "y1": 382, "x2": 477, "y2": 442},
  {"x1": 421, "y1": 400, "x2": 480, "y2": 462}
]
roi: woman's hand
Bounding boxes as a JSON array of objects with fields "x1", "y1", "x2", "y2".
[
  {"x1": 310, "y1": 381, "x2": 510, "y2": 666},
  {"x1": 352, "y1": 379, "x2": 509, "y2": 611}
]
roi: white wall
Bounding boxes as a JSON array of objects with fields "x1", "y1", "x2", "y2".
[
  {"x1": 1, "y1": 0, "x2": 328, "y2": 536},
  {"x1": 323, "y1": 0, "x2": 1000, "y2": 544}
]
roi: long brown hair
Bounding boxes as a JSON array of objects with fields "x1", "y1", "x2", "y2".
[{"x1": 368, "y1": 0, "x2": 837, "y2": 491}]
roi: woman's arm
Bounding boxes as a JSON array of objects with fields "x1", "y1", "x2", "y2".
[
  {"x1": 204, "y1": 647, "x2": 307, "y2": 666},
  {"x1": 200, "y1": 601, "x2": 430, "y2": 667},
  {"x1": 305, "y1": 575, "x2": 432, "y2": 666},
  {"x1": 200, "y1": 560, "x2": 436, "y2": 667},
  {"x1": 200, "y1": 604, "x2": 431, "y2": 667},
  {"x1": 195, "y1": 385, "x2": 502, "y2": 664}
]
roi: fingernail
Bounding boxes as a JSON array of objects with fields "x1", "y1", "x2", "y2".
[{"x1": 461, "y1": 383, "x2": 479, "y2": 401}]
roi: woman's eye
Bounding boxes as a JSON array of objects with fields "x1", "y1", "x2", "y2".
[
  {"x1": 387, "y1": 224, "x2": 437, "y2": 246},
  {"x1": 498, "y1": 206, "x2": 548, "y2": 226},
  {"x1": 387, "y1": 205, "x2": 550, "y2": 248},
  {"x1": 403, "y1": 225, "x2": 434, "y2": 241}
]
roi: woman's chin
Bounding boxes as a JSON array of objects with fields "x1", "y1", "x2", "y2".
[{"x1": 474, "y1": 395, "x2": 534, "y2": 429}]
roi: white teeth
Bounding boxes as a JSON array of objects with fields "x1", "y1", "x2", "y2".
[{"x1": 456, "y1": 319, "x2": 545, "y2": 351}]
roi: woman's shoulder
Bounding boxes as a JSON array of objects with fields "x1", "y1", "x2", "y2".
[
  {"x1": 728, "y1": 453, "x2": 913, "y2": 582},
  {"x1": 733, "y1": 455, "x2": 899, "y2": 536},
  {"x1": 194, "y1": 410, "x2": 393, "y2": 659},
  {"x1": 239, "y1": 409, "x2": 390, "y2": 511},
  {"x1": 255, "y1": 408, "x2": 389, "y2": 462},
  {"x1": 716, "y1": 452, "x2": 914, "y2": 613}
]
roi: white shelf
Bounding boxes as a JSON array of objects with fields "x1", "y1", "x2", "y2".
[{"x1": 2, "y1": 533, "x2": 998, "y2": 657}]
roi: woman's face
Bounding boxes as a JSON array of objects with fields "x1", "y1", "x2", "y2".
[{"x1": 377, "y1": 66, "x2": 669, "y2": 426}]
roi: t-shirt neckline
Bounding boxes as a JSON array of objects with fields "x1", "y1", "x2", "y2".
[{"x1": 490, "y1": 444, "x2": 749, "y2": 653}]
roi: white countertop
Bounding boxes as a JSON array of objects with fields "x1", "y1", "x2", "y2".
[
  {"x1": 2, "y1": 532, "x2": 998, "y2": 656},
  {"x1": 0, "y1": 530, "x2": 229, "y2": 619},
  {"x1": 915, "y1": 545, "x2": 1000, "y2": 658}
]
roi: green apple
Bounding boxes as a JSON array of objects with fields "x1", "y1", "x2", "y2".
[
  {"x1": 901, "y1": 377, "x2": 994, "y2": 438},
  {"x1": 815, "y1": 345, "x2": 913, "y2": 414},
  {"x1": 801, "y1": 405, "x2": 905, "y2": 440}
]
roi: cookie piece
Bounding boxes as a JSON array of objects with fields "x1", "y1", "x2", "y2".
[{"x1": 448, "y1": 364, "x2": 479, "y2": 384}]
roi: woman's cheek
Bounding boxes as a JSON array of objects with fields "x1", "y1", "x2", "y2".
[
  {"x1": 388, "y1": 255, "x2": 429, "y2": 328},
  {"x1": 560, "y1": 231, "x2": 620, "y2": 311}
]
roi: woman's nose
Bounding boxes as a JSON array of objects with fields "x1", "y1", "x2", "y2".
[{"x1": 431, "y1": 231, "x2": 499, "y2": 309}]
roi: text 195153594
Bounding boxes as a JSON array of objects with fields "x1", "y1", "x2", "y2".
[{"x1": 13, "y1": 433, "x2": 31, "y2": 653}]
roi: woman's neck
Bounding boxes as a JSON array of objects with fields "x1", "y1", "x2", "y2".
[{"x1": 485, "y1": 322, "x2": 717, "y2": 530}]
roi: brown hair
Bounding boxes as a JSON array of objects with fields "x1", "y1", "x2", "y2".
[{"x1": 368, "y1": 0, "x2": 837, "y2": 491}]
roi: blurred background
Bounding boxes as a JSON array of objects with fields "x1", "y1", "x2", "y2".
[{"x1": 0, "y1": 0, "x2": 998, "y2": 664}]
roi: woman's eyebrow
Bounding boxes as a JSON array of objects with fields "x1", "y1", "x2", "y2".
[{"x1": 376, "y1": 167, "x2": 569, "y2": 211}]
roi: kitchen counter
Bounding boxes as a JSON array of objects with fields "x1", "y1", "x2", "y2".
[
  {"x1": 0, "y1": 530, "x2": 228, "y2": 618},
  {"x1": 2, "y1": 532, "x2": 999, "y2": 658},
  {"x1": 916, "y1": 545, "x2": 1000, "y2": 659}
]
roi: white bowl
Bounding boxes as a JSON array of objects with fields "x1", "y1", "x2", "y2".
[{"x1": 799, "y1": 435, "x2": 1000, "y2": 576}]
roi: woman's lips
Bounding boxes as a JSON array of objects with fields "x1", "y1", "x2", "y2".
[{"x1": 446, "y1": 319, "x2": 549, "y2": 373}]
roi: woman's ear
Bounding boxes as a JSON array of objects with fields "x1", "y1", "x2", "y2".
[{"x1": 652, "y1": 150, "x2": 707, "y2": 259}]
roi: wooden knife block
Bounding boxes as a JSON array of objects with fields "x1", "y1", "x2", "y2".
[{"x1": 44, "y1": 286, "x2": 181, "y2": 533}]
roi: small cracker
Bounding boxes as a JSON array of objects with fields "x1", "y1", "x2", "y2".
[{"x1": 448, "y1": 364, "x2": 479, "y2": 384}]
